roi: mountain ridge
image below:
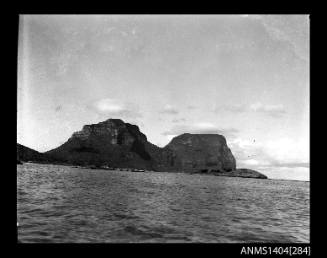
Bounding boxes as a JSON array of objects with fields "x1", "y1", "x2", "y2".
[{"x1": 17, "y1": 118, "x2": 267, "y2": 179}]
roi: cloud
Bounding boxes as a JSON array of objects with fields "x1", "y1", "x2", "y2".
[
  {"x1": 214, "y1": 104, "x2": 247, "y2": 113},
  {"x1": 267, "y1": 161, "x2": 309, "y2": 168},
  {"x1": 172, "y1": 118, "x2": 187, "y2": 123},
  {"x1": 240, "y1": 159, "x2": 261, "y2": 166},
  {"x1": 249, "y1": 102, "x2": 286, "y2": 117},
  {"x1": 229, "y1": 138, "x2": 268, "y2": 166},
  {"x1": 238, "y1": 159, "x2": 309, "y2": 169},
  {"x1": 260, "y1": 167, "x2": 309, "y2": 181},
  {"x1": 260, "y1": 15, "x2": 309, "y2": 62},
  {"x1": 91, "y1": 98, "x2": 142, "y2": 118},
  {"x1": 162, "y1": 122, "x2": 239, "y2": 138},
  {"x1": 160, "y1": 104, "x2": 179, "y2": 115},
  {"x1": 229, "y1": 137, "x2": 309, "y2": 171},
  {"x1": 238, "y1": 15, "x2": 309, "y2": 62},
  {"x1": 214, "y1": 102, "x2": 286, "y2": 117},
  {"x1": 264, "y1": 138, "x2": 309, "y2": 164},
  {"x1": 187, "y1": 105, "x2": 197, "y2": 110}
]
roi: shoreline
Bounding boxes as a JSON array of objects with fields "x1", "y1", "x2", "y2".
[
  {"x1": 18, "y1": 161, "x2": 270, "y2": 180},
  {"x1": 17, "y1": 162, "x2": 312, "y2": 182}
]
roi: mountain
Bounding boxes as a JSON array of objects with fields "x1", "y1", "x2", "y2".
[
  {"x1": 44, "y1": 119, "x2": 236, "y2": 173},
  {"x1": 17, "y1": 143, "x2": 48, "y2": 162},
  {"x1": 45, "y1": 119, "x2": 155, "y2": 169},
  {"x1": 164, "y1": 133, "x2": 236, "y2": 172},
  {"x1": 19, "y1": 118, "x2": 267, "y2": 179}
]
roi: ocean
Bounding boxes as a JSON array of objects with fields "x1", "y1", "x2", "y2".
[{"x1": 17, "y1": 163, "x2": 310, "y2": 243}]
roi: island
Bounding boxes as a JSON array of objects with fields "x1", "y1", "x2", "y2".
[{"x1": 17, "y1": 118, "x2": 268, "y2": 179}]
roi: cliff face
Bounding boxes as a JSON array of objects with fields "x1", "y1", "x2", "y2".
[
  {"x1": 46, "y1": 119, "x2": 155, "y2": 169},
  {"x1": 18, "y1": 119, "x2": 268, "y2": 178},
  {"x1": 45, "y1": 119, "x2": 237, "y2": 172},
  {"x1": 164, "y1": 133, "x2": 236, "y2": 172}
]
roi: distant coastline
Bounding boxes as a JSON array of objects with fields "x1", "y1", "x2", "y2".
[
  {"x1": 17, "y1": 118, "x2": 268, "y2": 180},
  {"x1": 18, "y1": 160, "x2": 268, "y2": 180}
]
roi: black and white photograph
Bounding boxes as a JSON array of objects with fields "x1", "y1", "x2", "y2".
[{"x1": 17, "y1": 15, "x2": 310, "y2": 244}]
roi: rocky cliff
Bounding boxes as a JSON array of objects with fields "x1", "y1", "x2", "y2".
[
  {"x1": 44, "y1": 119, "x2": 237, "y2": 173},
  {"x1": 46, "y1": 119, "x2": 155, "y2": 169},
  {"x1": 164, "y1": 133, "x2": 236, "y2": 172},
  {"x1": 25, "y1": 118, "x2": 268, "y2": 178}
]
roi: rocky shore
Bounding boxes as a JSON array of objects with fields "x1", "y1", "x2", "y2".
[{"x1": 190, "y1": 168, "x2": 268, "y2": 179}]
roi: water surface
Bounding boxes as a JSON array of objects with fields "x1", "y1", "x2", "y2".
[{"x1": 17, "y1": 163, "x2": 310, "y2": 243}]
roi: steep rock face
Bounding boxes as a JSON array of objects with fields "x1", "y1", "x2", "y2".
[
  {"x1": 144, "y1": 142, "x2": 180, "y2": 172},
  {"x1": 18, "y1": 119, "x2": 269, "y2": 178},
  {"x1": 46, "y1": 119, "x2": 155, "y2": 169},
  {"x1": 164, "y1": 133, "x2": 236, "y2": 172},
  {"x1": 45, "y1": 119, "x2": 237, "y2": 173}
]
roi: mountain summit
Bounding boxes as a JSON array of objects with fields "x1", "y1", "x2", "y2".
[{"x1": 165, "y1": 133, "x2": 236, "y2": 172}]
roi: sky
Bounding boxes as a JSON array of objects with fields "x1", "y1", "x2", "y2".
[{"x1": 17, "y1": 15, "x2": 310, "y2": 181}]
